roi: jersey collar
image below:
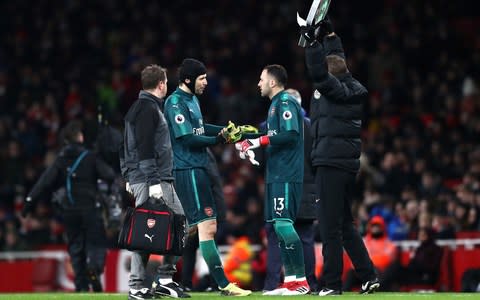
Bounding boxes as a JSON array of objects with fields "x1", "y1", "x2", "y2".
[
  {"x1": 175, "y1": 87, "x2": 194, "y2": 99},
  {"x1": 271, "y1": 90, "x2": 286, "y2": 102}
]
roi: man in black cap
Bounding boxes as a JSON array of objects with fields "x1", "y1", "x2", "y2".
[{"x1": 163, "y1": 58, "x2": 252, "y2": 296}]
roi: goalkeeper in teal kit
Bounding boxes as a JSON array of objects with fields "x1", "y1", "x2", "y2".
[
  {"x1": 164, "y1": 58, "x2": 251, "y2": 296},
  {"x1": 236, "y1": 64, "x2": 310, "y2": 295}
]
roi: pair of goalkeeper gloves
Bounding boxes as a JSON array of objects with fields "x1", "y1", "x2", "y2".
[
  {"x1": 219, "y1": 121, "x2": 257, "y2": 143},
  {"x1": 219, "y1": 121, "x2": 270, "y2": 166}
]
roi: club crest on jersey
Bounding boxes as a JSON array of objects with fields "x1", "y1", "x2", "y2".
[
  {"x1": 204, "y1": 207, "x2": 213, "y2": 217},
  {"x1": 175, "y1": 114, "x2": 185, "y2": 124},
  {"x1": 314, "y1": 89, "x2": 321, "y2": 99},
  {"x1": 147, "y1": 219, "x2": 156, "y2": 228},
  {"x1": 282, "y1": 110, "x2": 292, "y2": 120}
]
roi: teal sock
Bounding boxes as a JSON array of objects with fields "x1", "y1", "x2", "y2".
[
  {"x1": 278, "y1": 239, "x2": 295, "y2": 277},
  {"x1": 199, "y1": 240, "x2": 229, "y2": 288},
  {"x1": 274, "y1": 221, "x2": 306, "y2": 279}
]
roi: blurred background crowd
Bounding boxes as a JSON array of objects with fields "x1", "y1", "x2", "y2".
[{"x1": 0, "y1": 0, "x2": 478, "y2": 280}]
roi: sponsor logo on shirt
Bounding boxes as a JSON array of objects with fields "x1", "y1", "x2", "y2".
[{"x1": 193, "y1": 126, "x2": 205, "y2": 135}]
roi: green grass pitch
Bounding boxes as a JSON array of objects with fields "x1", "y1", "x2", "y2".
[{"x1": 0, "y1": 293, "x2": 479, "y2": 299}]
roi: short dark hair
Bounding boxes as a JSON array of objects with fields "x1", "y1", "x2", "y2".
[
  {"x1": 60, "y1": 120, "x2": 82, "y2": 144},
  {"x1": 141, "y1": 64, "x2": 167, "y2": 90},
  {"x1": 326, "y1": 55, "x2": 348, "y2": 76},
  {"x1": 264, "y1": 64, "x2": 288, "y2": 87}
]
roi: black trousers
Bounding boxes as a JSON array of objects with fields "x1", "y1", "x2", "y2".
[
  {"x1": 315, "y1": 166, "x2": 376, "y2": 291},
  {"x1": 63, "y1": 208, "x2": 106, "y2": 291}
]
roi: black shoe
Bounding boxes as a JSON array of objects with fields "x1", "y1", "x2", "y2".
[
  {"x1": 128, "y1": 288, "x2": 155, "y2": 300},
  {"x1": 359, "y1": 278, "x2": 380, "y2": 294},
  {"x1": 153, "y1": 281, "x2": 191, "y2": 298},
  {"x1": 318, "y1": 288, "x2": 342, "y2": 296},
  {"x1": 87, "y1": 269, "x2": 102, "y2": 292}
]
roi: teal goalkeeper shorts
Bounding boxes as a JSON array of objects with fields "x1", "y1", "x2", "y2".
[
  {"x1": 265, "y1": 182, "x2": 302, "y2": 223},
  {"x1": 173, "y1": 168, "x2": 217, "y2": 226}
]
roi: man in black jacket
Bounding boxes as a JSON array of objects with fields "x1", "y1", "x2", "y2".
[
  {"x1": 22, "y1": 120, "x2": 116, "y2": 292},
  {"x1": 301, "y1": 19, "x2": 379, "y2": 296},
  {"x1": 121, "y1": 65, "x2": 189, "y2": 299}
]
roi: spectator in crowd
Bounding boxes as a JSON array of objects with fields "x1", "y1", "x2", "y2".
[
  {"x1": 343, "y1": 216, "x2": 399, "y2": 291},
  {"x1": 383, "y1": 227, "x2": 443, "y2": 290}
]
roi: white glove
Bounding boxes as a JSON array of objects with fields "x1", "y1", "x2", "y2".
[
  {"x1": 245, "y1": 150, "x2": 260, "y2": 166},
  {"x1": 236, "y1": 135, "x2": 270, "y2": 152},
  {"x1": 236, "y1": 138, "x2": 260, "y2": 152},
  {"x1": 126, "y1": 182, "x2": 133, "y2": 194},
  {"x1": 235, "y1": 144, "x2": 260, "y2": 166},
  {"x1": 149, "y1": 184, "x2": 163, "y2": 199}
]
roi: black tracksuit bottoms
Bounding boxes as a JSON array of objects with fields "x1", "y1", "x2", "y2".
[{"x1": 315, "y1": 166, "x2": 376, "y2": 291}]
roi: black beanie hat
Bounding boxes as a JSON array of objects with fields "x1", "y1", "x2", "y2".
[{"x1": 179, "y1": 58, "x2": 207, "y2": 94}]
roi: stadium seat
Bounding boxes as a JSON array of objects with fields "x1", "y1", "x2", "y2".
[
  {"x1": 400, "y1": 247, "x2": 452, "y2": 292},
  {"x1": 32, "y1": 258, "x2": 58, "y2": 292},
  {"x1": 455, "y1": 231, "x2": 480, "y2": 239}
]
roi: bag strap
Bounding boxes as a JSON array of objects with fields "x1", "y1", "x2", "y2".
[{"x1": 66, "y1": 150, "x2": 89, "y2": 204}]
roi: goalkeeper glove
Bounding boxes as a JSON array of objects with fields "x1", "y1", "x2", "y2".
[
  {"x1": 126, "y1": 182, "x2": 133, "y2": 194},
  {"x1": 238, "y1": 124, "x2": 259, "y2": 134},
  {"x1": 235, "y1": 144, "x2": 260, "y2": 166},
  {"x1": 219, "y1": 121, "x2": 242, "y2": 143},
  {"x1": 149, "y1": 184, "x2": 163, "y2": 199},
  {"x1": 236, "y1": 136, "x2": 270, "y2": 152}
]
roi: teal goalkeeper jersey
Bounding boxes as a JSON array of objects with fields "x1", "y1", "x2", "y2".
[
  {"x1": 164, "y1": 88, "x2": 209, "y2": 169},
  {"x1": 265, "y1": 90, "x2": 304, "y2": 183}
]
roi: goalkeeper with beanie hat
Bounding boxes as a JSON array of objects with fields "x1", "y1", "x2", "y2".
[{"x1": 164, "y1": 58, "x2": 252, "y2": 296}]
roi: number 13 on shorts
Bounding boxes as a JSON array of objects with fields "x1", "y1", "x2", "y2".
[{"x1": 274, "y1": 197, "x2": 285, "y2": 215}]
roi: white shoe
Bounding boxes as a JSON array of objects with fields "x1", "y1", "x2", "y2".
[
  {"x1": 262, "y1": 282, "x2": 293, "y2": 296},
  {"x1": 282, "y1": 280, "x2": 310, "y2": 295}
]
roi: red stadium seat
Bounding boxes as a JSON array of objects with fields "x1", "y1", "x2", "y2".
[
  {"x1": 455, "y1": 231, "x2": 480, "y2": 239},
  {"x1": 32, "y1": 258, "x2": 58, "y2": 292},
  {"x1": 400, "y1": 247, "x2": 452, "y2": 292}
]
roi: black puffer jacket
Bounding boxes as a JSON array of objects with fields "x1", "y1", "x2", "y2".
[
  {"x1": 305, "y1": 35, "x2": 366, "y2": 173},
  {"x1": 27, "y1": 143, "x2": 115, "y2": 209}
]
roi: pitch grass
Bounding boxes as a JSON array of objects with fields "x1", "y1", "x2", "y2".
[{"x1": 0, "y1": 293, "x2": 479, "y2": 299}]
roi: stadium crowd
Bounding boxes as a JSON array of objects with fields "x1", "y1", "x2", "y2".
[{"x1": 0, "y1": 0, "x2": 479, "y2": 288}]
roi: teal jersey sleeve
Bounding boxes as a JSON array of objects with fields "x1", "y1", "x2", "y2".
[
  {"x1": 278, "y1": 94, "x2": 300, "y2": 133},
  {"x1": 165, "y1": 96, "x2": 192, "y2": 138}
]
